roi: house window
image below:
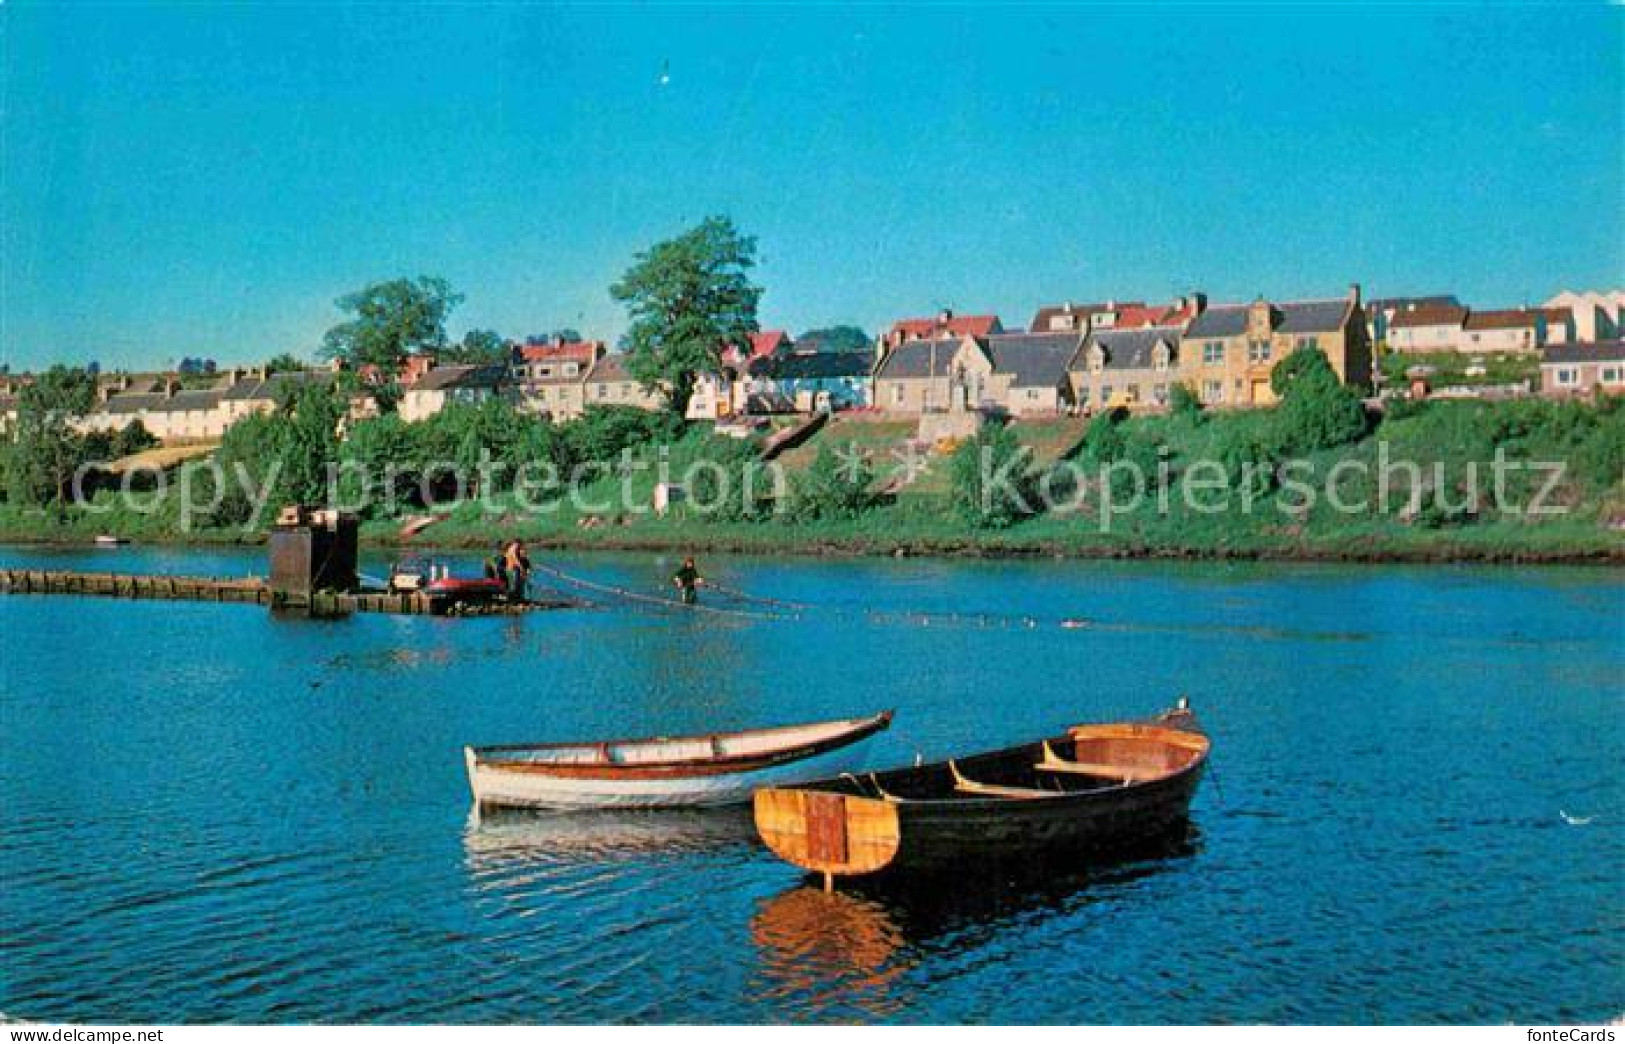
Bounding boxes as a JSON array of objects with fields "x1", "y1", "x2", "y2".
[
  {"x1": 1101, "y1": 385, "x2": 1114, "y2": 402},
  {"x1": 1249, "y1": 340, "x2": 1272, "y2": 363},
  {"x1": 892, "y1": 385, "x2": 904, "y2": 406},
  {"x1": 596, "y1": 384, "x2": 607, "y2": 399},
  {"x1": 1124, "y1": 385, "x2": 1141, "y2": 404},
  {"x1": 1602, "y1": 367, "x2": 1621, "y2": 383},
  {"x1": 564, "y1": 363, "x2": 579, "y2": 377},
  {"x1": 537, "y1": 387, "x2": 549, "y2": 401},
  {"x1": 1202, "y1": 342, "x2": 1224, "y2": 365},
  {"x1": 1154, "y1": 350, "x2": 1170, "y2": 373},
  {"x1": 1153, "y1": 384, "x2": 1169, "y2": 405},
  {"x1": 1292, "y1": 336, "x2": 1319, "y2": 353},
  {"x1": 1025, "y1": 389, "x2": 1038, "y2": 400},
  {"x1": 1202, "y1": 379, "x2": 1223, "y2": 403},
  {"x1": 1556, "y1": 368, "x2": 1577, "y2": 386}
]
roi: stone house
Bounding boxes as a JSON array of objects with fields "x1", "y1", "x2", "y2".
[
  {"x1": 980, "y1": 332, "x2": 1081, "y2": 416},
  {"x1": 1386, "y1": 302, "x2": 1470, "y2": 354},
  {"x1": 1541, "y1": 341, "x2": 1625, "y2": 398},
  {"x1": 398, "y1": 364, "x2": 509, "y2": 423},
  {"x1": 1069, "y1": 326, "x2": 1182, "y2": 413},
  {"x1": 871, "y1": 335, "x2": 990, "y2": 414},
  {"x1": 1543, "y1": 290, "x2": 1625, "y2": 343},
  {"x1": 1181, "y1": 287, "x2": 1371, "y2": 407},
  {"x1": 582, "y1": 354, "x2": 665, "y2": 412}
]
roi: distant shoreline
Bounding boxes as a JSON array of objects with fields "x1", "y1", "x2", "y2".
[{"x1": 1, "y1": 526, "x2": 1620, "y2": 568}]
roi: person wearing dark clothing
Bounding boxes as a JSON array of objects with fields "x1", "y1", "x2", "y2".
[
  {"x1": 503, "y1": 540, "x2": 532, "y2": 602},
  {"x1": 672, "y1": 557, "x2": 702, "y2": 605}
]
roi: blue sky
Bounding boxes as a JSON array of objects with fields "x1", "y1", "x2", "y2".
[{"x1": 3, "y1": 2, "x2": 1621, "y2": 371}]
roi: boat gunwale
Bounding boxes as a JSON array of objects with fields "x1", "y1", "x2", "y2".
[
  {"x1": 468, "y1": 710, "x2": 895, "y2": 777},
  {"x1": 793, "y1": 721, "x2": 1209, "y2": 810}
]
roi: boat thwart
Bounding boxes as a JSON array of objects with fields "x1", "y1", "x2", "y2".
[{"x1": 753, "y1": 702, "x2": 1209, "y2": 888}]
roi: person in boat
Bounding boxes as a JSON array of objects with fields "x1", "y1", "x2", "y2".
[
  {"x1": 672, "y1": 556, "x2": 703, "y2": 605},
  {"x1": 503, "y1": 540, "x2": 532, "y2": 602}
]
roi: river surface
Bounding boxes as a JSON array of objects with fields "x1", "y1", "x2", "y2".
[{"x1": 0, "y1": 544, "x2": 1620, "y2": 1024}]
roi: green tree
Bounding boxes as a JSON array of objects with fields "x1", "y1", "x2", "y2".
[
  {"x1": 111, "y1": 420, "x2": 159, "y2": 459},
  {"x1": 2, "y1": 366, "x2": 98, "y2": 511},
  {"x1": 1078, "y1": 408, "x2": 1127, "y2": 465},
  {"x1": 1169, "y1": 382, "x2": 1203, "y2": 422},
  {"x1": 320, "y1": 276, "x2": 463, "y2": 369},
  {"x1": 264, "y1": 352, "x2": 307, "y2": 374},
  {"x1": 526, "y1": 328, "x2": 583, "y2": 345},
  {"x1": 686, "y1": 438, "x2": 773, "y2": 523},
  {"x1": 442, "y1": 328, "x2": 508, "y2": 365},
  {"x1": 792, "y1": 442, "x2": 877, "y2": 521},
  {"x1": 950, "y1": 423, "x2": 1035, "y2": 529},
  {"x1": 610, "y1": 216, "x2": 763, "y2": 421},
  {"x1": 795, "y1": 325, "x2": 871, "y2": 355},
  {"x1": 1270, "y1": 347, "x2": 1368, "y2": 453}
]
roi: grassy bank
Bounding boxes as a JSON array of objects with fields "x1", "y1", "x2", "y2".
[{"x1": 2, "y1": 398, "x2": 1621, "y2": 565}]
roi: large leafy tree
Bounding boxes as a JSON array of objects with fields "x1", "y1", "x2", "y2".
[
  {"x1": 1270, "y1": 347, "x2": 1368, "y2": 453},
  {"x1": 950, "y1": 423, "x2": 1036, "y2": 529},
  {"x1": 440, "y1": 328, "x2": 508, "y2": 366},
  {"x1": 610, "y1": 216, "x2": 762, "y2": 420},
  {"x1": 320, "y1": 276, "x2": 463, "y2": 370},
  {"x1": 264, "y1": 352, "x2": 307, "y2": 374},
  {"x1": 796, "y1": 325, "x2": 871, "y2": 355},
  {"x1": 1, "y1": 366, "x2": 98, "y2": 511}
]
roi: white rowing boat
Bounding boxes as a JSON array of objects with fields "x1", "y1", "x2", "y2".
[{"x1": 464, "y1": 711, "x2": 893, "y2": 811}]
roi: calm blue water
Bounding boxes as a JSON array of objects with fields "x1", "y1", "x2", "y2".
[{"x1": 1, "y1": 544, "x2": 1621, "y2": 1024}]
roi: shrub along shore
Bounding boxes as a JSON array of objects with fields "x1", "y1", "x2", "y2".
[{"x1": 1, "y1": 373, "x2": 1621, "y2": 567}]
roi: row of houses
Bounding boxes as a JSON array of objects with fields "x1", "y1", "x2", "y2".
[
  {"x1": 4, "y1": 286, "x2": 1622, "y2": 446},
  {"x1": 397, "y1": 331, "x2": 874, "y2": 425},
  {"x1": 872, "y1": 287, "x2": 1370, "y2": 415},
  {"x1": 1374, "y1": 290, "x2": 1625, "y2": 355}
]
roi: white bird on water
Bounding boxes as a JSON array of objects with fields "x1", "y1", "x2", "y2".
[
  {"x1": 1560, "y1": 810, "x2": 1594, "y2": 826},
  {"x1": 656, "y1": 60, "x2": 671, "y2": 88}
]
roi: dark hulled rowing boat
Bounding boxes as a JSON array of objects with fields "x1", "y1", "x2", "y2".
[{"x1": 753, "y1": 702, "x2": 1209, "y2": 888}]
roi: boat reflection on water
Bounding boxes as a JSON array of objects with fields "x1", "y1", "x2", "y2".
[
  {"x1": 463, "y1": 806, "x2": 758, "y2": 877},
  {"x1": 748, "y1": 825, "x2": 1202, "y2": 1020}
]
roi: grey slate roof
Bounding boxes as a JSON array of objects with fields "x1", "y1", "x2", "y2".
[
  {"x1": 874, "y1": 337, "x2": 964, "y2": 380},
  {"x1": 586, "y1": 354, "x2": 638, "y2": 382},
  {"x1": 1368, "y1": 295, "x2": 1461, "y2": 313},
  {"x1": 103, "y1": 393, "x2": 169, "y2": 414},
  {"x1": 413, "y1": 364, "x2": 506, "y2": 391},
  {"x1": 1184, "y1": 306, "x2": 1249, "y2": 338},
  {"x1": 222, "y1": 371, "x2": 335, "y2": 402},
  {"x1": 984, "y1": 332, "x2": 1081, "y2": 388},
  {"x1": 1277, "y1": 299, "x2": 1352, "y2": 334},
  {"x1": 1543, "y1": 340, "x2": 1625, "y2": 365},
  {"x1": 748, "y1": 352, "x2": 872, "y2": 381},
  {"x1": 1078, "y1": 326, "x2": 1181, "y2": 371}
]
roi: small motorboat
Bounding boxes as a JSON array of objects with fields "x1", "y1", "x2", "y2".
[
  {"x1": 753, "y1": 701, "x2": 1209, "y2": 888},
  {"x1": 93, "y1": 534, "x2": 129, "y2": 547},
  {"x1": 387, "y1": 555, "x2": 430, "y2": 593},
  {"x1": 465, "y1": 711, "x2": 894, "y2": 811},
  {"x1": 423, "y1": 567, "x2": 505, "y2": 609}
]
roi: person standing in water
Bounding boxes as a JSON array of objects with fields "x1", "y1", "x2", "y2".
[
  {"x1": 503, "y1": 540, "x2": 532, "y2": 602},
  {"x1": 672, "y1": 557, "x2": 703, "y2": 605}
]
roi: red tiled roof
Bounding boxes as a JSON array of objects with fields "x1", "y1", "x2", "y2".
[
  {"x1": 748, "y1": 330, "x2": 790, "y2": 358},
  {"x1": 517, "y1": 339, "x2": 602, "y2": 363},
  {"x1": 1463, "y1": 309, "x2": 1538, "y2": 331},
  {"x1": 1388, "y1": 304, "x2": 1469, "y2": 329},
  {"x1": 890, "y1": 314, "x2": 1002, "y2": 339},
  {"x1": 1113, "y1": 304, "x2": 1174, "y2": 329}
]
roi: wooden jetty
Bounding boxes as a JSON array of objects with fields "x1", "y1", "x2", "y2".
[{"x1": 0, "y1": 568, "x2": 576, "y2": 617}]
